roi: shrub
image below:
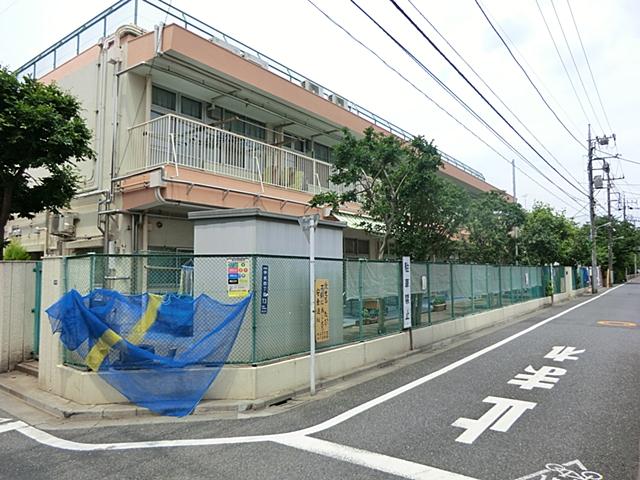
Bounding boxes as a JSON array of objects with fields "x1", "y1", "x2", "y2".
[{"x1": 3, "y1": 240, "x2": 31, "y2": 260}]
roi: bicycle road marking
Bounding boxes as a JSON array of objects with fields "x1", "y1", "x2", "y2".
[{"x1": 513, "y1": 459, "x2": 603, "y2": 480}]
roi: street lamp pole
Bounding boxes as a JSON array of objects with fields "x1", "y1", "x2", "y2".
[{"x1": 299, "y1": 213, "x2": 320, "y2": 396}]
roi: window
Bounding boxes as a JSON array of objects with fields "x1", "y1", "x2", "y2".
[
  {"x1": 313, "y1": 142, "x2": 333, "y2": 163},
  {"x1": 283, "y1": 132, "x2": 305, "y2": 152},
  {"x1": 224, "y1": 109, "x2": 266, "y2": 141},
  {"x1": 344, "y1": 238, "x2": 370, "y2": 258},
  {"x1": 180, "y1": 96, "x2": 202, "y2": 119},
  {"x1": 152, "y1": 86, "x2": 176, "y2": 111}
]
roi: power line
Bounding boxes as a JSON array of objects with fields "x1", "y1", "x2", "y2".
[
  {"x1": 404, "y1": 0, "x2": 587, "y2": 197},
  {"x1": 533, "y1": 0, "x2": 591, "y2": 132},
  {"x1": 306, "y1": 0, "x2": 585, "y2": 211},
  {"x1": 618, "y1": 157, "x2": 640, "y2": 167},
  {"x1": 477, "y1": 3, "x2": 583, "y2": 136},
  {"x1": 549, "y1": 0, "x2": 604, "y2": 133},
  {"x1": 473, "y1": 0, "x2": 585, "y2": 150},
  {"x1": 566, "y1": 0, "x2": 614, "y2": 133},
  {"x1": 382, "y1": 0, "x2": 588, "y2": 199}
]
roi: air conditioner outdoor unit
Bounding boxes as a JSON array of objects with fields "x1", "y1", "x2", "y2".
[
  {"x1": 51, "y1": 213, "x2": 77, "y2": 237},
  {"x1": 329, "y1": 94, "x2": 347, "y2": 108},
  {"x1": 302, "y1": 80, "x2": 324, "y2": 97}
]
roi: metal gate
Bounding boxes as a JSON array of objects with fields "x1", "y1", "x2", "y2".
[{"x1": 31, "y1": 261, "x2": 43, "y2": 358}]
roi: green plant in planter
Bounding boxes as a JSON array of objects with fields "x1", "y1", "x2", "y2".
[{"x1": 431, "y1": 295, "x2": 447, "y2": 311}]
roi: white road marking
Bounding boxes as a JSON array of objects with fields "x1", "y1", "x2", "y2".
[
  {"x1": 452, "y1": 396, "x2": 536, "y2": 444},
  {"x1": 0, "y1": 286, "x2": 621, "y2": 478},
  {"x1": 275, "y1": 435, "x2": 479, "y2": 480},
  {"x1": 512, "y1": 459, "x2": 601, "y2": 480},
  {"x1": 0, "y1": 421, "x2": 27, "y2": 434},
  {"x1": 544, "y1": 346, "x2": 585, "y2": 362},
  {"x1": 508, "y1": 365, "x2": 567, "y2": 390}
]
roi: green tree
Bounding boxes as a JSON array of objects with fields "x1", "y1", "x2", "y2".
[
  {"x1": 310, "y1": 128, "x2": 467, "y2": 260},
  {"x1": 520, "y1": 203, "x2": 577, "y2": 265},
  {"x1": 393, "y1": 177, "x2": 469, "y2": 260},
  {"x1": 458, "y1": 191, "x2": 525, "y2": 264},
  {"x1": 0, "y1": 67, "x2": 93, "y2": 256},
  {"x1": 3, "y1": 239, "x2": 30, "y2": 260}
]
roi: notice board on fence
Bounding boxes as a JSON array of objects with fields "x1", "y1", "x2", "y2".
[{"x1": 315, "y1": 279, "x2": 329, "y2": 343}]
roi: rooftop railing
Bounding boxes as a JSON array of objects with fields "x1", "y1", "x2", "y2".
[{"x1": 16, "y1": 0, "x2": 485, "y2": 182}]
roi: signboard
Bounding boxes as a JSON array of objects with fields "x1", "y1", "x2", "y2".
[
  {"x1": 226, "y1": 257, "x2": 250, "y2": 298},
  {"x1": 260, "y1": 265, "x2": 269, "y2": 314},
  {"x1": 315, "y1": 279, "x2": 329, "y2": 343},
  {"x1": 402, "y1": 256, "x2": 412, "y2": 329}
]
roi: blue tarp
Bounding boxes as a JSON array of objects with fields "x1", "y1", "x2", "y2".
[{"x1": 46, "y1": 289, "x2": 252, "y2": 417}]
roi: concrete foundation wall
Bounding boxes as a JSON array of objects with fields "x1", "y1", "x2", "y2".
[{"x1": 0, "y1": 262, "x2": 37, "y2": 372}]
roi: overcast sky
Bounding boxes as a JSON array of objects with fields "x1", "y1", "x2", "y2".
[{"x1": 1, "y1": 0, "x2": 639, "y2": 223}]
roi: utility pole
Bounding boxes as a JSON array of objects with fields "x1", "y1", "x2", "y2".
[
  {"x1": 587, "y1": 124, "x2": 598, "y2": 294},
  {"x1": 606, "y1": 163, "x2": 613, "y2": 287},
  {"x1": 588, "y1": 126, "x2": 617, "y2": 291},
  {"x1": 512, "y1": 159, "x2": 518, "y2": 264}
]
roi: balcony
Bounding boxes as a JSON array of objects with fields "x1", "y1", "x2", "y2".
[{"x1": 123, "y1": 114, "x2": 335, "y2": 195}]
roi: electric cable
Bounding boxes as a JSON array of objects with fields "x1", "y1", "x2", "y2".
[
  {"x1": 549, "y1": 0, "x2": 604, "y2": 133},
  {"x1": 307, "y1": 0, "x2": 586, "y2": 210},
  {"x1": 566, "y1": 0, "x2": 614, "y2": 133},
  {"x1": 379, "y1": 0, "x2": 589, "y2": 199}
]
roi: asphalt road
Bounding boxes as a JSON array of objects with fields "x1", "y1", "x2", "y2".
[{"x1": 0, "y1": 284, "x2": 638, "y2": 480}]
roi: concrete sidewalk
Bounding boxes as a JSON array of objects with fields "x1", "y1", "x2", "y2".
[{"x1": 0, "y1": 370, "x2": 255, "y2": 420}]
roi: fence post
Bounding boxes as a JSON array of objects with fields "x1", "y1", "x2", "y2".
[
  {"x1": 449, "y1": 262, "x2": 455, "y2": 320},
  {"x1": 485, "y1": 265, "x2": 490, "y2": 309},
  {"x1": 470, "y1": 264, "x2": 475, "y2": 314},
  {"x1": 89, "y1": 253, "x2": 96, "y2": 291},
  {"x1": 426, "y1": 262, "x2": 431, "y2": 325},
  {"x1": 498, "y1": 265, "x2": 503, "y2": 307},
  {"x1": 358, "y1": 258, "x2": 364, "y2": 340},
  {"x1": 251, "y1": 255, "x2": 257, "y2": 364},
  {"x1": 510, "y1": 266, "x2": 514, "y2": 304}
]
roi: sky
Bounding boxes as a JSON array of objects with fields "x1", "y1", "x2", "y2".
[{"x1": 1, "y1": 0, "x2": 639, "y2": 224}]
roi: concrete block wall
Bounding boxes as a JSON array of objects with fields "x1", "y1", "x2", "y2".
[{"x1": 0, "y1": 261, "x2": 37, "y2": 372}]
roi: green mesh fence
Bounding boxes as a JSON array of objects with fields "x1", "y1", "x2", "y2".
[{"x1": 61, "y1": 254, "x2": 551, "y2": 367}]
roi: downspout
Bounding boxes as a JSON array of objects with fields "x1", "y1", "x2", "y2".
[{"x1": 105, "y1": 54, "x2": 122, "y2": 253}]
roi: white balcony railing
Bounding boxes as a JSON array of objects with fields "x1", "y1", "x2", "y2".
[{"x1": 123, "y1": 114, "x2": 335, "y2": 195}]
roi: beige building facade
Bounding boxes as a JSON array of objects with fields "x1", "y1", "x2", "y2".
[{"x1": 7, "y1": 1, "x2": 502, "y2": 259}]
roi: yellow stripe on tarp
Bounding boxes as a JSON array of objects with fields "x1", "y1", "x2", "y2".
[
  {"x1": 86, "y1": 329, "x2": 122, "y2": 371},
  {"x1": 85, "y1": 293, "x2": 163, "y2": 371},
  {"x1": 127, "y1": 294, "x2": 163, "y2": 345}
]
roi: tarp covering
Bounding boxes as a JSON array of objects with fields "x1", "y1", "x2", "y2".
[{"x1": 46, "y1": 289, "x2": 252, "y2": 417}]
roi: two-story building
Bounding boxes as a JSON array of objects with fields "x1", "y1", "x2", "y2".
[{"x1": 6, "y1": 0, "x2": 501, "y2": 260}]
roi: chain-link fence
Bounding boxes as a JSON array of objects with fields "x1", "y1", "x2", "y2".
[{"x1": 62, "y1": 254, "x2": 556, "y2": 368}]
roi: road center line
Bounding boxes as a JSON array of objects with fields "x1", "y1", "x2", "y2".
[{"x1": 5, "y1": 286, "x2": 621, "y2": 454}]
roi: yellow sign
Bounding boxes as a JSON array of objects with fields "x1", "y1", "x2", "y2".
[
  {"x1": 315, "y1": 279, "x2": 329, "y2": 343},
  {"x1": 597, "y1": 320, "x2": 637, "y2": 328}
]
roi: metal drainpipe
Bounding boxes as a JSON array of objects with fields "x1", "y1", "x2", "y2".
[{"x1": 106, "y1": 25, "x2": 123, "y2": 253}]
